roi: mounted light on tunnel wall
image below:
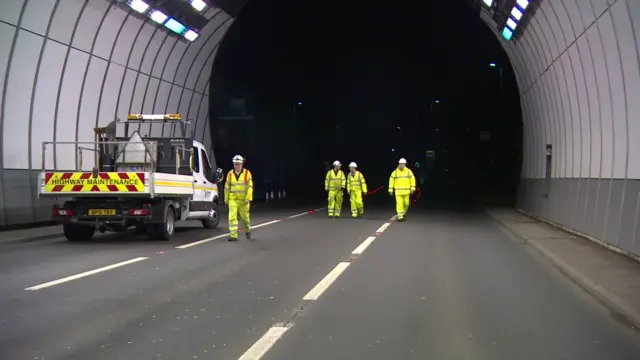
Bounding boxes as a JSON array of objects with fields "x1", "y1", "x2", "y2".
[
  {"x1": 164, "y1": 18, "x2": 187, "y2": 34},
  {"x1": 190, "y1": 0, "x2": 207, "y2": 12},
  {"x1": 184, "y1": 29, "x2": 199, "y2": 42},
  {"x1": 516, "y1": 0, "x2": 530, "y2": 10},
  {"x1": 502, "y1": 27, "x2": 514, "y2": 41},
  {"x1": 128, "y1": 0, "x2": 150, "y2": 13},
  {"x1": 149, "y1": 9, "x2": 168, "y2": 24},
  {"x1": 499, "y1": 0, "x2": 532, "y2": 41},
  {"x1": 510, "y1": 7, "x2": 523, "y2": 20}
]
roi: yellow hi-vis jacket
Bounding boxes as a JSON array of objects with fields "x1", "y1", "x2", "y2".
[
  {"x1": 347, "y1": 171, "x2": 368, "y2": 194},
  {"x1": 388, "y1": 167, "x2": 416, "y2": 195},
  {"x1": 325, "y1": 169, "x2": 346, "y2": 191},
  {"x1": 225, "y1": 169, "x2": 254, "y2": 202}
]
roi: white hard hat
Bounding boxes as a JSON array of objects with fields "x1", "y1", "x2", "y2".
[
  {"x1": 398, "y1": 158, "x2": 407, "y2": 164},
  {"x1": 232, "y1": 155, "x2": 244, "y2": 164},
  {"x1": 349, "y1": 162, "x2": 357, "y2": 168},
  {"x1": 333, "y1": 160, "x2": 341, "y2": 167}
]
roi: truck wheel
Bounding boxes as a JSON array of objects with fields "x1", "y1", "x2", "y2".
[
  {"x1": 147, "y1": 205, "x2": 175, "y2": 241},
  {"x1": 63, "y1": 223, "x2": 95, "y2": 242},
  {"x1": 202, "y1": 207, "x2": 219, "y2": 229}
]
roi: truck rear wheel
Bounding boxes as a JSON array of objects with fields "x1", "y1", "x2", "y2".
[
  {"x1": 147, "y1": 205, "x2": 175, "y2": 241},
  {"x1": 201, "y1": 207, "x2": 219, "y2": 229},
  {"x1": 63, "y1": 223, "x2": 96, "y2": 242}
]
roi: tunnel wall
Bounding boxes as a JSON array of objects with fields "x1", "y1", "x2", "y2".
[
  {"x1": 481, "y1": 0, "x2": 640, "y2": 257},
  {"x1": 0, "y1": 0, "x2": 234, "y2": 226}
]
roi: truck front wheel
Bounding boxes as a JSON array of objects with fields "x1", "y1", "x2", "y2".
[
  {"x1": 63, "y1": 223, "x2": 96, "y2": 242},
  {"x1": 201, "y1": 207, "x2": 219, "y2": 229}
]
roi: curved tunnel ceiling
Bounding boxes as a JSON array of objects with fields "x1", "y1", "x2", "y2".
[{"x1": 0, "y1": 0, "x2": 639, "y2": 257}]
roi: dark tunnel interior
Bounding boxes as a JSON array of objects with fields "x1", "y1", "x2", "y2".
[{"x1": 211, "y1": 0, "x2": 523, "y2": 208}]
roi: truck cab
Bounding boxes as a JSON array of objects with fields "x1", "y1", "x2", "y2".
[{"x1": 189, "y1": 139, "x2": 222, "y2": 215}]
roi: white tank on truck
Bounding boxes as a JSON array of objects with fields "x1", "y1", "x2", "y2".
[{"x1": 37, "y1": 113, "x2": 224, "y2": 242}]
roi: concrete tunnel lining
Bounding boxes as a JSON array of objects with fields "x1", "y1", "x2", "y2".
[{"x1": 0, "y1": 0, "x2": 639, "y2": 257}]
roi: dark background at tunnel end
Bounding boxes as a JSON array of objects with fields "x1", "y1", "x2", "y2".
[{"x1": 210, "y1": 0, "x2": 523, "y2": 209}]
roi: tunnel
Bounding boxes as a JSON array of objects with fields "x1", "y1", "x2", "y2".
[
  {"x1": 1, "y1": 0, "x2": 639, "y2": 256},
  {"x1": 1, "y1": 1, "x2": 640, "y2": 358}
]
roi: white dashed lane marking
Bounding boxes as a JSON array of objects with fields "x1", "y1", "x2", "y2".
[
  {"x1": 237, "y1": 325, "x2": 290, "y2": 360},
  {"x1": 303, "y1": 262, "x2": 351, "y2": 301},
  {"x1": 352, "y1": 236, "x2": 377, "y2": 255},
  {"x1": 25, "y1": 257, "x2": 149, "y2": 291},
  {"x1": 376, "y1": 222, "x2": 391, "y2": 234},
  {"x1": 245, "y1": 214, "x2": 397, "y2": 358}
]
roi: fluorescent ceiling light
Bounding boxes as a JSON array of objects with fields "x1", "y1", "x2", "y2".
[
  {"x1": 511, "y1": 7, "x2": 523, "y2": 20},
  {"x1": 164, "y1": 18, "x2": 186, "y2": 34},
  {"x1": 502, "y1": 27, "x2": 514, "y2": 41},
  {"x1": 482, "y1": 0, "x2": 493, "y2": 6},
  {"x1": 507, "y1": 18, "x2": 518, "y2": 30},
  {"x1": 190, "y1": 0, "x2": 207, "y2": 11},
  {"x1": 129, "y1": 0, "x2": 149, "y2": 14},
  {"x1": 516, "y1": 0, "x2": 529, "y2": 10},
  {"x1": 184, "y1": 29, "x2": 199, "y2": 41},
  {"x1": 149, "y1": 10, "x2": 168, "y2": 24}
]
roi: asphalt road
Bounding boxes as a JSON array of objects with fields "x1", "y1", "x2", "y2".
[{"x1": 1, "y1": 204, "x2": 639, "y2": 360}]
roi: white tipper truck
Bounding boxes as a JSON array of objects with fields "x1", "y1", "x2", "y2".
[{"x1": 37, "y1": 113, "x2": 223, "y2": 242}]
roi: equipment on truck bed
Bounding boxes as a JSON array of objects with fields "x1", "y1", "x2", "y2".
[{"x1": 38, "y1": 114, "x2": 223, "y2": 242}]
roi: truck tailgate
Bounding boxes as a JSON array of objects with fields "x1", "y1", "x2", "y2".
[{"x1": 39, "y1": 172, "x2": 148, "y2": 196}]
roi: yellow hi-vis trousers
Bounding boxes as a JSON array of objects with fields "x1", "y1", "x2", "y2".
[
  {"x1": 328, "y1": 190, "x2": 343, "y2": 217},
  {"x1": 350, "y1": 191, "x2": 364, "y2": 217},
  {"x1": 228, "y1": 200, "x2": 251, "y2": 239},
  {"x1": 395, "y1": 194, "x2": 410, "y2": 220}
]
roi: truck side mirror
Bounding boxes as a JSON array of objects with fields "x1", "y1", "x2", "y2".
[{"x1": 215, "y1": 168, "x2": 224, "y2": 183}]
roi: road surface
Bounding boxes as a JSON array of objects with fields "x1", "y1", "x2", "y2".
[{"x1": 0, "y1": 205, "x2": 639, "y2": 360}]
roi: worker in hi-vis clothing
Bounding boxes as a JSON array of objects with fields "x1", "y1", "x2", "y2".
[
  {"x1": 388, "y1": 158, "x2": 416, "y2": 222},
  {"x1": 224, "y1": 155, "x2": 253, "y2": 241},
  {"x1": 325, "y1": 160, "x2": 346, "y2": 217},
  {"x1": 346, "y1": 162, "x2": 367, "y2": 218}
]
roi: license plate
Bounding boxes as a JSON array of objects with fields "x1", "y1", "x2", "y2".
[{"x1": 88, "y1": 209, "x2": 116, "y2": 216}]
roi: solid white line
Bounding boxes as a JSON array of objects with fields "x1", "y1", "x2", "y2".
[
  {"x1": 176, "y1": 219, "x2": 282, "y2": 249},
  {"x1": 352, "y1": 236, "x2": 377, "y2": 255},
  {"x1": 175, "y1": 233, "x2": 230, "y2": 249},
  {"x1": 390, "y1": 215, "x2": 398, "y2": 221},
  {"x1": 376, "y1": 222, "x2": 391, "y2": 233},
  {"x1": 252, "y1": 219, "x2": 281, "y2": 229},
  {"x1": 177, "y1": 208, "x2": 326, "y2": 249},
  {"x1": 303, "y1": 262, "x2": 350, "y2": 301},
  {"x1": 25, "y1": 257, "x2": 149, "y2": 291},
  {"x1": 287, "y1": 212, "x2": 309, "y2": 219},
  {"x1": 288, "y1": 207, "x2": 326, "y2": 219},
  {"x1": 238, "y1": 325, "x2": 289, "y2": 360}
]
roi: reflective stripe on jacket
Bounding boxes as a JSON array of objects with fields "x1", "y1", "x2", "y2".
[
  {"x1": 325, "y1": 170, "x2": 346, "y2": 191},
  {"x1": 224, "y1": 169, "x2": 253, "y2": 202},
  {"x1": 347, "y1": 171, "x2": 368, "y2": 194},
  {"x1": 388, "y1": 167, "x2": 415, "y2": 195}
]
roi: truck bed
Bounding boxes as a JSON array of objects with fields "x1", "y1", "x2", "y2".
[{"x1": 38, "y1": 171, "x2": 194, "y2": 197}]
